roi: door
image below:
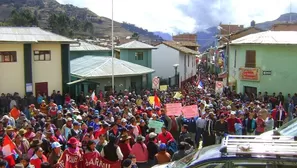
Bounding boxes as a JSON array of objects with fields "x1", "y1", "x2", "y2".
[
  {"x1": 244, "y1": 86, "x2": 257, "y2": 99},
  {"x1": 35, "y1": 82, "x2": 48, "y2": 96}
]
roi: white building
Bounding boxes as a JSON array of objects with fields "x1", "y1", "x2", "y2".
[{"x1": 152, "y1": 41, "x2": 199, "y2": 87}]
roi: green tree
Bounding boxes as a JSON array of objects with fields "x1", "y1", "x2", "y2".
[
  {"x1": 84, "y1": 22, "x2": 94, "y2": 34},
  {"x1": 9, "y1": 9, "x2": 38, "y2": 26},
  {"x1": 132, "y1": 32, "x2": 139, "y2": 40}
]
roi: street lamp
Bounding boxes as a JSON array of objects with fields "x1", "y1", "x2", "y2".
[
  {"x1": 173, "y1": 64, "x2": 179, "y2": 87},
  {"x1": 111, "y1": 0, "x2": 115, "y2": 94}
]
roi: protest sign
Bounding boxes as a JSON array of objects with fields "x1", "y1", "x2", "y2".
[
  {"x1": 160, "y1": 85, "x2": 168, "y2": 91},
  {"x1": 165, "y1": 103, "x2": 182, "y2": 116},
  {"x1": 149, "y1": 96, "x2": 160, "y2": 106},
  {"x1": 215, "y1": 81, "x2": 224, "y2": 94},
  {"x1": 182, "y1": 105, "x2": 199, "y2": 118},
  {"x1": 173, "y1": 92, "x2": 182, "y2": 99},
  {"x1": 82, "y1": 152, "x2": 121, "y2": 168},
  {"x1": 148, "y1": 119, "x2": 164, "y2": 133}
]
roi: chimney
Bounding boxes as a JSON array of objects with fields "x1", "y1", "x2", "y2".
[{"x1": 251, "y1": 20, "x2": 256, "y2": 27}]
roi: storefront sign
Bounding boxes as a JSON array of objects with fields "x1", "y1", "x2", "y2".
[
  {"x1": 239, "y1": 67, "x2": 260, "y2": 81},
  {"x1": 262, "y1": 70, "x2": 272, "y2": 75}
]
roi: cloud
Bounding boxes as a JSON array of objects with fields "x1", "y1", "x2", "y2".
[
  {"x1": 179, "y1": 0, "x2": 294, "y2": 30},
  {"x1": 56, "y1": 0, "x2": 197, "y2": 34}
]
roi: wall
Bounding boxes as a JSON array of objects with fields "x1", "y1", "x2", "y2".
[
  {"x1": 92, "y1": 77, "x2": 131, "y2": 93},
  {"x1": 179, "y1": 52, "x2": 196, "y2": 82},
  {"x1": 70, "y1": 50, "x2": 111, "y2": 60},
  {"x1": 230, "y1": 28, "x2": 262, "y2": 41},
  {"x1": 32, "y1": 44, "x2": 62, "y2": 95},
  {"x1": 173, "y1": 34, "x2": 197, "y2": 43},
  {"x1": 229, "y1": 44, "x2": 297, "y2": 96},
  {"x1": 271, "y1": 24, "x2": 297, "y2": 31},
  {"x1": 0, "y1": 44, "x2": 25, "y2": 95},
  {"x1": 152, "y1": 44, "x2": 179, "y2": 79}
]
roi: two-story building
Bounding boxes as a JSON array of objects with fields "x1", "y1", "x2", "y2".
[
  {"x1": 116, "y1": 40, "x2": 156, "y2": 89},
  {"x1": 228, "y1": 31, "x2": 297, "y2": 96},
  {"x1": 0, "y1": 27, "x2": 75, "y2": 96},
  {"x1": 152, "y1": 41, "x2": 199, "y2": 87}
]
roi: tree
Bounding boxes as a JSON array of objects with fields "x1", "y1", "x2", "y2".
[
  {"x1": 84, "y1": 22, "x2": 94, "y2": 34},
  {"x1": 132, "y1": 32, "x2": 139, "y2": 40},
  {"x1": 9, "y1": 9, "x2": 38, "y2": 26}
]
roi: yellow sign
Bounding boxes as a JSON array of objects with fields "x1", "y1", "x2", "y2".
[
  {"x1": 173, "y1": 92, "x2": 182, "y2": 99},
  {"x1": 160, "y1": 85, "x2": 168, "y2": 91},
  {"x1": 149, "y1": 96, "x2": 160, "y2": 105}
]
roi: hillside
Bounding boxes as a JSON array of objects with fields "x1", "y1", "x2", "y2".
[{"x1": 0, "y1": 0, "x2": 162, "y2": 43}]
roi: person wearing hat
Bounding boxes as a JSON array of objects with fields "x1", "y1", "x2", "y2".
[
  {"x1": 82, "y1": 140, "x2": 103, "y2": 168},
  {"x1": 5, "y1": 125, "x2": 16, "y2": 139},
  {"x1": 147, "y1": 132, "x2": 158, "y2": 166},
  {"x1": 53, "y1": 110, "x2": 66, "y2": 130},
  {"x1": 30, "y1": 147, "x2": 48, "y2": 168},
  {"x1": 118, "y1": 135, "x2": 132, "y2": 160},
  {"x1": 122, "y1": 158, "x2": 132, "y2": 168},
  {"x1": 226, "y1": 111, "x2": 241, "y2": 135},
  {"x1": 14, "y1": 133, "x2": 29, "y2": 154},
  {"x1": 19, "y1": 154, "x2": 35, "y2": 168},
  {"x1": 101, "y1": 135, "x2": 123, "y2": 161},
  {"x1": 28, "y1": 139, "x2": 42, "y2": 158},
  {"x1": 130, "y1": 135, "x2": 148, "y2": 167},
  {"x1": 61, "y1": 117, "x2": 73, "y2": 139},
  {"x1": 57, "y1": 137, "x2": 83, "y2": 167},
  {"x1": 48, "y1": 142, "x2": 62, "y2": 166},
  {"x1": 40, "y1": 100, "x2": 48, "y2": 115},
  {"x1": 155, "y1": 143, "x2": 171, "y2": 165},
  {"x1": 68, "y1": 121, "x2": 82, "y2": 141}
]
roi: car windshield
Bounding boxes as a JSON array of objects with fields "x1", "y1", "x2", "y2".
[
  {"x1": 278, "y1": 118, "x2": 297, "y2": 136},
  {"x1": 170, "y1": 149, "x2": 199, "y2": 168}
]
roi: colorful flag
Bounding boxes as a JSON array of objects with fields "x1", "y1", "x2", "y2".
[
  {"x1": 154, "y1": 92, "x2": 161, "y2": 108},
  {"x1": 91, "y1": 91, "x2": 98, "y2": 102},
  {"x1": 2, "y1": 135, "x2": 16, "y2": 157},
  {"x1": 198, "y1": 81, "x2": 203, "y2": 89}
]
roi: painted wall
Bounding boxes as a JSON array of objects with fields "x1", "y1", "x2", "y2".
[
  {"x1": 32, "y1": 44, "x2": 62, "y2": 95},
  {"x1": 179, "y1": 52, "x2": 196, "y2": 83},
  {"x1": 0, "y1": 44, "x2": 25, "y2": 95},
  {"x1": 70, "y1": 50, "x2": 111, "y2": 60},
  {"x1": 120, "y1": 49, "x2": 152, "y2": 88},
  {"x1": 152, "y1": 44, "x2": 179, "y2": 79},
  {"x1": 229, "y1": 44, "x2": 297, "y2": 96}
]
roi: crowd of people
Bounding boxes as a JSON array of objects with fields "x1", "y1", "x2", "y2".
[{"x1": 0, "y1": 65, "x2": 294, "y2": 168}]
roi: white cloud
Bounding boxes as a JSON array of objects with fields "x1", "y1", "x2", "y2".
[
  {"x1": 56, "y1": 0, "x2": 197, "y2": 34},
  {"x1": 56, "y1": 0, "x2": 295, "y2": 33}
]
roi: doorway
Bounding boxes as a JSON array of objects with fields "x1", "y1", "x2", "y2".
[
  {"x1": 244, "y1": 86, "x2": 257, "y2": 100},
  {"x1": 35, "y1": 82, "x2": 48, "y2": 96}
]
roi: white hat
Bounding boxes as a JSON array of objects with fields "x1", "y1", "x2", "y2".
[
  {"x1": 149, "y1": 132, "x2": 157, "y2": 139},
  {"x1": 76, "y1": 115, "x2": 82, "y2": 120},
  {"x1": 230, "y1": 111, "x2": 236, "y2": 115},
  {"x1": 121, "y1": 118, "x2": 127, "y2": 123},
  {"x1": 227, "y1": 105, "x2": 231, "y2": 110},
  {"x1": 67, "y1": 118, "x2": 73, "y2": 122}
]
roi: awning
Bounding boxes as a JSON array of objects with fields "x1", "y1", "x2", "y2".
[
  {"x1": 218, "y1": 71, "x2": 228, "y2": 78},
  {"x1": 67, "y1": 79, "x2": 86, "y2": 85}
]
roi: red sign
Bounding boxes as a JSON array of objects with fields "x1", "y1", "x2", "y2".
[
  {"x1": 165, "y1": 103, "x2": 182, "y2": 116},
  {"x1": 239, "y1": 68, "x2": 260, "y2": 81},
  {"x1": 82, "y1": 152, "x2": 121, "y2": 168},
  {"x1": 182, "y1": 105, "x2": 198, "y2": 118}
]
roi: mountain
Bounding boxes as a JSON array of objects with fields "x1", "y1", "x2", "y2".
[
  {"x1": 197, "y1": 13, "x2": 297, "y2": 52},
  {"x1": 153, "y1": 31, "x2": 172, "y2": 41},
  {"x1": 0, "y1": 0, "x2": 162, "y2": 43}
]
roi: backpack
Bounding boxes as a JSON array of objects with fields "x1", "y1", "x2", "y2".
[{"x1": 167, "y1": 140, "x2": 178, "y2": 156}]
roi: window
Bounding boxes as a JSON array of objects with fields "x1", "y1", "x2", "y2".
[
  {"x1": 0, "y1": 51, "x2": 17, "y2": 62},
  {"x1": 245, "y1": 50, "x2": 256, "y2": 68},
  {"x1": 234, "y1": 50, "x2": 237, "y2": 68},
  {"x1": 34, "y1": 50, "x2": 51, "y2": 61},
  {"x1": 188, "y1": 55, "x2": 190, "y2": 67},
  {"x1": 135, "y1": 52, "x2": 143, "y2": 60}
]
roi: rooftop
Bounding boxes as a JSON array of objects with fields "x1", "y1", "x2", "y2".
[
  {"x1": 70, "y1": 56, "x2": 155, "y2": 78},
  {"x1": 116, "y1": 40, "x2": 156, "y2": 49},
  {"x1": 231, "y1": 31, "x2": 297, "y2": 45},
  {"x1": 0, "y1": 27, "x2": 76, "y2": 43},
  {"x1": 70, "y1": 41, "x2": 110, "y2": 51},
  {"x1": 162, "y1": 41, "x2": 199, "y2": 55}
]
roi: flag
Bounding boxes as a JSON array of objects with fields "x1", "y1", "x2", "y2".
[
  {"x1": 91, "y1": 91, "x2": 98, "y2": 102},
  {"x1": 154, "y1": 92, "x2": 161, "y2": 108},
  {"x1": 2, "y1": 135, "x2": 16, "y2": 157},
  {"x1": 198, "y1": 81, "x2": 203, "y2": 89}
]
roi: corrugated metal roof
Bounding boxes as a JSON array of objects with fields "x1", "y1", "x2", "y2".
[
  {"x1": 231, "y1": 31, "x2": 297, "y2": 45},
  {"x1": 0, "y1": 27, "x2": 76, "y2": 43},
  {"x1": 70, "y1": 41, "x2": 110, "y2": 51},
  {"x1": 70, "y1": 56, "x2": 155, "y2": 78},
  {"x1": 116, "y1": 40, "x2": 156, "y2": 49},
  {"x1": 162, "y1": 41, "x2": 199, "y2": 55}
]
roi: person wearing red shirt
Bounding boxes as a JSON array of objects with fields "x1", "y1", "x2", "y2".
[
  {"x1": 94, "y1": 123, "x2": 109, "y2": 139},
  {"x1": 30, "y1": 147, "x2": 48, "y2": 168},
  {"x1": 226, "y1": 111, "x2": 241, "y2": 134},
  {"x1": 118, "y1": 135, "x2": 132, "y2": 160},
  {"x1": 157, "y1": 126, "x2": 174, "y2": 144}
]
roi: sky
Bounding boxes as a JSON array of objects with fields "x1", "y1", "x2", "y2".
[{"x1": 56, "y1": 0, "x2": 297, "y2": 34}]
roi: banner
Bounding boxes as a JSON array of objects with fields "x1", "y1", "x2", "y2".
[
  {"x1": 83, "y1": 152, "x2": 121, "y2": 168},
  {"x1": 149, "y1": 96, "x2": 160, "y2": 106},
  {"x1": 165, "y1": 103, "x2": 182, "y2": 116},
  {"x1": 173, "y1": 92, "x2": 182, "y2": 99},
  {"x1": 182, "y1": 105, "x2": 199, "y2": 118},
  {"x1": 148, "y1": 119, "x2": 164, "y2": 133},
  {"x1": 159, "y1": 85, "x2": 168, "y2": 91},
  {"x1": 215, "y1": 81, "x2": 224, "y2": 94}
]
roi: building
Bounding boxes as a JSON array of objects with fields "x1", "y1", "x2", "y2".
[
  {"x1": 116, "y1": 40, "x2": 156, "y2": 88},
  {"x1": 271, "y1": 23, "x2": 297, "y2": 31},
  {"x1": 0, "y1": 27, "x2": 75, "y2": 96},
  {"x1": 228, "y1": 31, "x2": 297, "y2": 96},
  {"x1": 70, "y1": 41, "x2": 111, "y2": 60},
  {"x1": 152, "y1": 41, "x2": 199, "y2": 87},
  {"x1": 172, "y1": 33, "x2": 197, "y2": 43},
  {"x1": 219, "y1": 24, "x2": 244, "y2": 45},
  {"x1": 69, "y1": 56, "x2": 155, "y2": 95}
]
